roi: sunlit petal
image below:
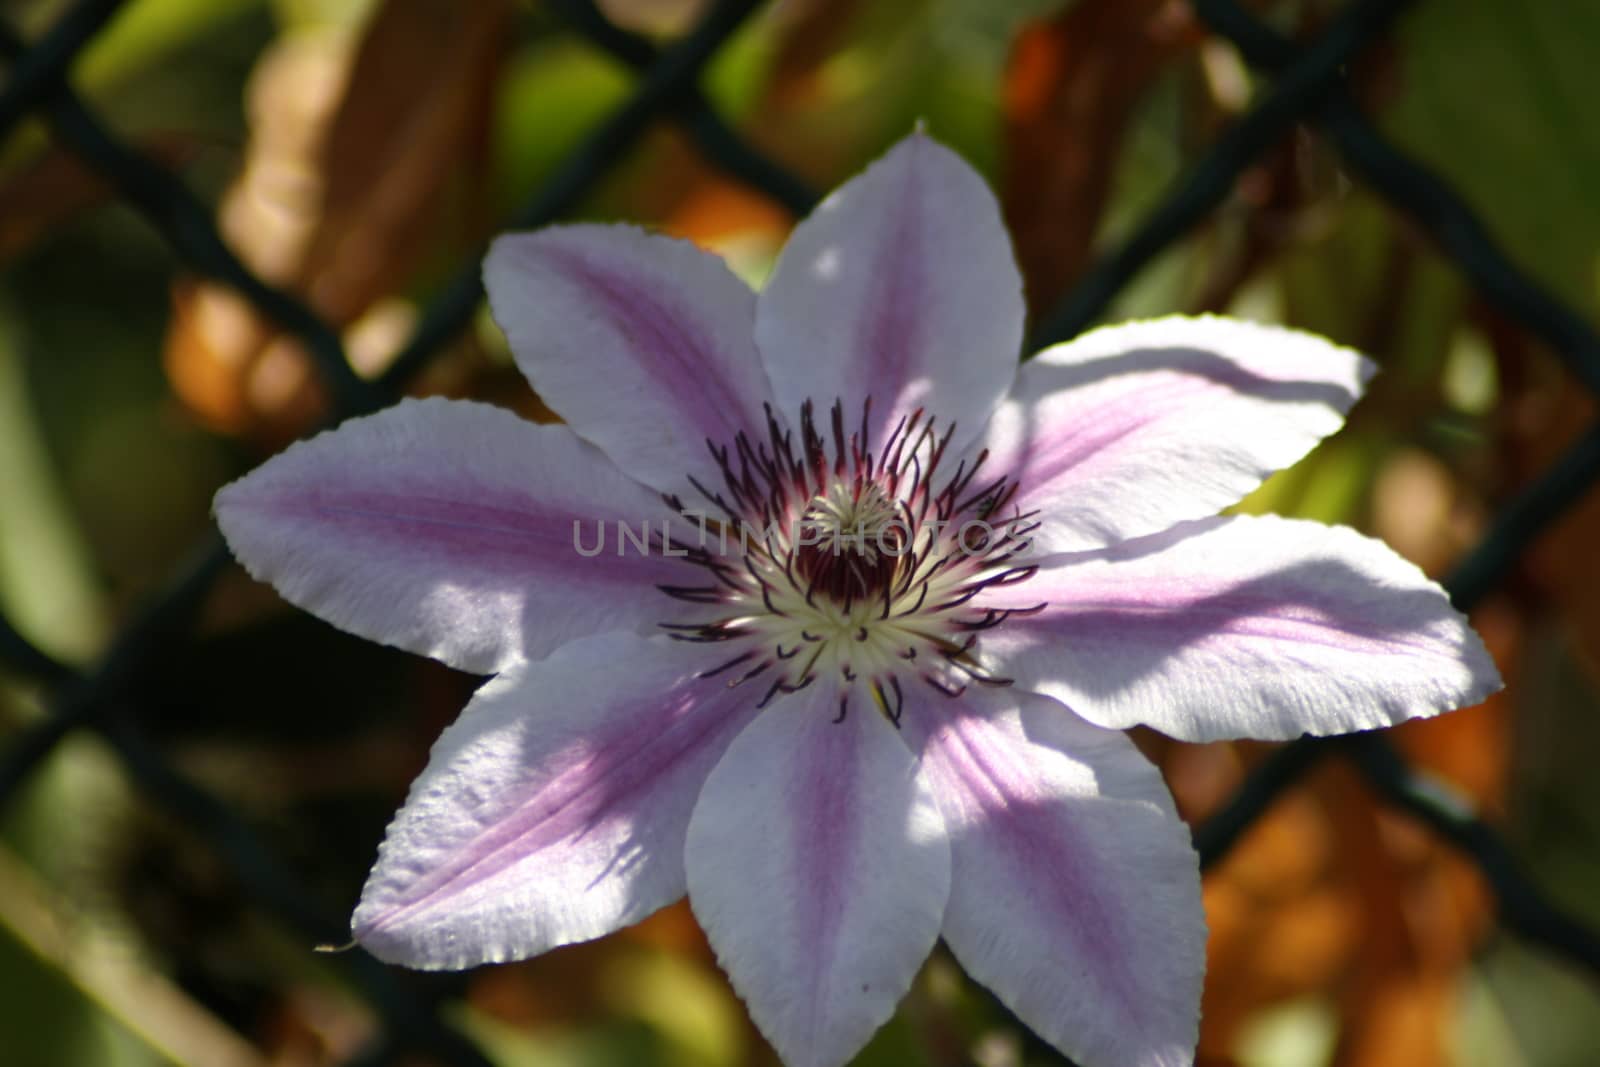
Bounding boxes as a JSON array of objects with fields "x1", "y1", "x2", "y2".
[
  {"x1": 756, "y1": 132, "x2": 1024, "y2": 453},
  {"x1": 984, "y1": 514, "x2": 1502, "y2": 741},
  {"x1": 686, "y1": 686, "x2": 950, "y2": 1067},
  {"x1": 215, "y1": 397, "x2": 681, "y2": 673},
  {"x1": 982, "y1": 315, "x2": 1373, "y2": 553},
  {"x1": 354, "y1": 633, "x2": 760, "y2": 968},
  {"x1": 486, "y1": 224, "x2": 778, "y2": 498},
  {"x1": 903, "y1": 686, "x2": 1204, "y2": 1067}
]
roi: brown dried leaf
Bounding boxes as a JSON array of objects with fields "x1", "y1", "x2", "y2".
[
  {"x1": 1183, "y1": 688, "x2": 1507, "y2": 1060},
  {"x1": 299, "y1": 0, "x2": 508, "y2": 322},
  {"x1": 1497, "y1": 339, "x2": 1600, "y2": 680},
  {"x1": 1000, "y1": 0, "x2": 1201, "y2": 318},
  {"x1": 164, "y1": 0, "x2": 510, "y2": 441}
]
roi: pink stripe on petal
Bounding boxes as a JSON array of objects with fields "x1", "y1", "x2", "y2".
[
  {"x1": 485, "y1": 224, "x2": 776, "y2": 497},
  {"x1": 791, "y1": 712, "x2": 859, "y2": 1024},
  {"x1": 215, "y1": 398, "x2": 681, "y2": 674},
  {"x1": 854, "y1": 159, "x2": 924, "y2": 404},
  {"x1": 250, "y1": 487, "x2": 647, "y2": 591},
  {"x1": 984, "y1": 514, "x2": 1503, "y2": 742},
  {"x1": 756, "y1": 133, "x2": 1023, "y2": 453},
  {"x1": 353, "y1": 634, "x2": 761, "y2": 970},
  {"x1": 903, "y1": 688, "x2": 1203, "y2": 1067},
  {"x1": 686, "y1": 687, "x2": 949, "y2": 1067},
  {"x1": 538, "y1": 241, "x2": 759, "y2": 449},
  {"x1": 981, "y1": 316, "x2": 1374, "y2": 552}
]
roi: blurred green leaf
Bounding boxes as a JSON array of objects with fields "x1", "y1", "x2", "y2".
[
  {"x1": 848, "y1": 1004, "x2": 924, "y2": 1067},
  {"x1": 1478, "y1": 940, "x2": 1600, "y2": 1067},
  {"x1": 759, "y1": 0, "x2": 1009, "y2": 179},
  {"x1": 0, "y1": 303, "x2": 107, "y2": 666},
  {"x1": 492, "y1": 41, "x2": 632, "y2": 217},
  {"x1": 1279, "y1": 191, "x2": 1467, "y2": 385},
  {"x1": 76, "y1": 0, "x2": 264, "y2": 92},
  {"x1": 930, "y1": 0, "x2": 1074, "y2": 73},
  {"x1": 0, "y1": 744, "x2": 256, "y2": 1067},
  {"x1": 1387, "y1": 0, "x2": 1600, "y2": 314},
  {"x1": 1234, "y1": 433, "x2": 1382, "y2": 527},
  {"x1": 0, "y1": 919, "x2": 174, "y2": 1067},
  {"x1": 269, "y1": 0, "x2": 380, "y2": 29},
  {"x1": 701, "y1": 10, "x2": 777, "y2": 124},
  {"x1": 455, "y1": 1003, "x2": 671, "y2": 1067},
  {"x1": 1279, "y1": 193, "x2": 1393, "y2": 342},
  {"x1": 1454, "y1": 967, "x2": 1531, "y2": 1067},
  {"x1": 599, "y1": 948, "x2": 744, "y2": 1067}
]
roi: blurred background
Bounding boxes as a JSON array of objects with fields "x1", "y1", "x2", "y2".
[{"x1": 2, "y1": 0, "x2": 1598, "y2": 1064}]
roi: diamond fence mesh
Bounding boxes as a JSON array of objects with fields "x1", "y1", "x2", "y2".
[{"x1": 2, "y1": 0, "x2": 1598, "y2": 1064}]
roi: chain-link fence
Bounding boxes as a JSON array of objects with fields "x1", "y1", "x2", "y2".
[{"x1": 2, "y1": 0, "x2": 1598, "y2": 1063}]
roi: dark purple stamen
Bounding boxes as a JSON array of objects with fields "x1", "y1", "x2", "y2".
[{"x1": 659, "y1": 398, "x2": 1045, "y2": 714}]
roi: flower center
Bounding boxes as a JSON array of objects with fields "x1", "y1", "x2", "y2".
[
  {"x1": 795, "y1": 480, "x2": 904, "y2": 605},
  {"x1": 660, "y1": 400, "x2": 1042, "y2": 723}
]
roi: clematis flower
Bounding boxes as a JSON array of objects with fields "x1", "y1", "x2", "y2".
[{"x1": 214, "y1": 133, "x2": 1501, "y2": 1067}]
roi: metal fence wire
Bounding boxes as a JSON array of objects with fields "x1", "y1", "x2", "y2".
[{"x1": 3, "y1": 0, "x2": 1600, "y2": 1063}]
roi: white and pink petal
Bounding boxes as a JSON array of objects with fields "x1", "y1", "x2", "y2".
[
  {"x1": 214, "y1": 397, "x2": 681, "y2": 675},
  {"x1": 755, "y1": 132, "x2": 1025, "y2": 454},
  {"x1": 485, "y1": 224, "x2": 777, "y2": 498},
  {"x1": 982, "y1": 315, "x2": 1372, "y2": 553},
  {"x1": 902, "y1": 688, "x2": 1204, "y2": 1067},
  {"x1": 353, "y1": 633, "x2": 761, "y2": 969},
  {"x1": 983, "y1": 514, "x2": 1502, "y2": 742},
  {"x1": 685, "y1": 687, "x2": 949, "y2": 1067}
]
